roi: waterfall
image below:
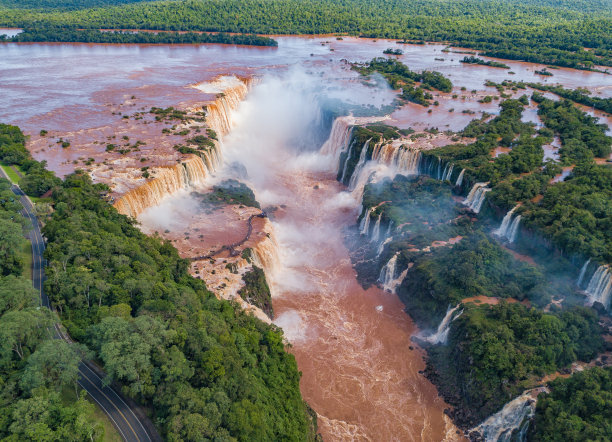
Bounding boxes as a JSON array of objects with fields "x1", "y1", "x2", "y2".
[
  {"x1": 455, "y1": 168, "x2": 465, "y2": 187},
  {"x1": 495, "y1": 206, "x2": 518, "y2": 238},
  {"x1": 339, "y1": 140, "x2": 354, "y2": 183},
  {"x1": 507, "y1": 216, "x2": 521, "y2": 243},
  {"x1": 115, "y1": 77, "x2": 251, "y2": 218},
  {"x1": 321, "y1": 115, "x2": 355, "y2": 161},
  {"x1": 378, "y1": 252, "x2": 409, "y2": 293},
  {"x1": 200, "y1": 77, "x2": 252, "y2": 137},
  {"x1": 470, "y1": 388, "x2": 548, "y2": 442},
  {"x1": 495, "y1": 205, "x2": 521, "y2": 243},
  {"x1": 377, "y1": 237, "x2": 392, "y2": 258},
  {"x1": 114, "y1": 155, "x2": 211, "y2": 217},
  {"x1": 442, "y1": 163, "x2": 454, "y2": 181},
  {"x1": 585, "y1": 265, "x2": 612, "y2": 310},
  {"x1": 577, "y1": 258, "x2": 591, "y2": 288},
  {"x1": 425, "y1": 304, "x2": 463, "y2": 345},
  {"x1": 348, "y1": 140, "x2": 371, "y2": 189},
  {"x1": 436, "y1": 157, "x2": 442, "y2": 180},
  {"x1": 371, "y1": 213, "x2": 383, "y2": 242},
  {"x1": 360, "y1": 207, "x2": 374, "y2": 235},
  {"x1": 370, "y1": 141, "x2": 422, "y2": 175},
  {"x1": 251, "y1": 221, "x2": 281, "y2": 281},
  {"x1": 463, "y1": 182, "x2": 491, "y2": 213}
]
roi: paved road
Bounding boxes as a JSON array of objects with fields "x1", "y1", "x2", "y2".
[{"x1": 1, "y1": 170, "x2": 160, "y2": 442}]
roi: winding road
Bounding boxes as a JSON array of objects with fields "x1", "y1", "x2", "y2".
[{"x1": 1, "y1": 168, "x2": 161, "y2": 442}]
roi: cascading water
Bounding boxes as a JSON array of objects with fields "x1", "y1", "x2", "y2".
[
  {"x1": 463, "y1": 182, "x2": 491, "y2": 213},
  {"x1": 115, "y1": 77, "x2": 250, "y2": 217},
  {"x1": 585, "y1": 265, "x2": 612, "y2": 310},
  {"x1": 371, "y1": 213, "x2": 383, "y2": 242},
  {"x1": 377, "y1": 236, "x2": 392, "y2": 258},
  {"x1": 424, "y1": 304, "x2": 463, "y2": 345},
  {"x1": 370, "y1": 141, "x2": 422, "y2": 175},
  {"x1": 114, "y1": 155, "x2": 212, "y2": 217},
  {"x1": 470, "y1": 388, "x2": 548, "y2": 442},
  {"x1": 495, "y1": 205, "x2": 521, "y2": 243},
  {"x1": 360, "y1": 207, "x2": 374, "y2": 235},
  {"x1": 441, "y1": 163, "x2": 454, "y2": 181},
  {"x1": 321, "y1": 115, "x2": 355, "y2": 170},
  {"x1": 455, "y1": 169, "x2": 465, "y2": 187},
  {"x1": 507, "y1": 216, "x2": 522, "y2": 243},
  {"x1": 339, "y1": 140, "x2": 354, "y2": 183},
  {"x1": 378, "y1": 252, "x2": 409, "y2": 293},
  {"x1": 577, "y1": 258, "x2": 591, "y2": 288},
  {"x1": 348, "y1": 140, "x2": 371, "y2": 189},
  {"x1": 199, "y1": 77, "x2": 252, "y2": 137}
]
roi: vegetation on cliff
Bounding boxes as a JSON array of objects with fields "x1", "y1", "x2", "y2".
[
  {"x1": 426, "y1": 95, "x2": 611, "y2": 263},
  {"x1": 238, "y1": 266, "x2": 274, "y2": 318},
  {"x1": 529, "y1": 366, "x2": 612, "y2": 441},
  {"x1": 427, "y1": 302, "x2": 603, "y2": 427}
]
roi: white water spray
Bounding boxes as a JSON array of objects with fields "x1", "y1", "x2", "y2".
[
  {"x1": 470, "y1": 388, "x2": 548, "y2": 442},
  {"x1": 577, "y1": 258, "x2": 591, "y2": 288},
  {"x1": 360, "y1": 207, "x2": 374, "y2": 236},
  {"x1": 463, "y1": 182, "x2": 491, "y2": 213},
  {"x1": 371, "y1": 213, "x2": 383, "y2": 242},
  {"x1": 425, "y1": 304, "x2": 463, "y2": 345},
  {"x1": 455, "y1": 169, "x2": 465, "y2": 187},
  {"x1": 585, "y1": 265, "x2": 612, "y2": 310},
  {"x1": 495, "y1": 205, "x2": 521, "y2": 243}
]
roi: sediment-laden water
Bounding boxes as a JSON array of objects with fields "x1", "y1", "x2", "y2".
[{"x1": 2, "y1": 34, "x2": 612, "y2": 441}]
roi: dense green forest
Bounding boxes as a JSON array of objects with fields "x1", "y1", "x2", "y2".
[
  {"x1": 0, "y1": 124, "x2": 317, "y2": 440},
  {"x1": 0, "y1": 0, "x2": 159, "y2": 9},
  {"x1": 0, "y1": 128, "x2": 108, "y2": 439},
  {"x1": 529, "y1": 366, "x2": 612, "y2": 441},
  {"x1": 4, "y1": 25, "x2": 278, "y2": 46},
  {"x1": 1, "y1": 0, "x2": 611, "y2": 69},
  {"x1": 423, "y1": 95, "x2": 612, "y2": 263},
  {"x1": 428, "y1": 302, "x2": 603, "y2": 426}
]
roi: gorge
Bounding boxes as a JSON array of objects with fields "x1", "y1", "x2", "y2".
[{"x1": 1, "y1": 30, "x2": 611, "y2": 442}]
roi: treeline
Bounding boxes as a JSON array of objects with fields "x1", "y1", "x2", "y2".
[
  {"x1": 0, "y1": 124, "x2": 60, "y2": 197},
  {"x1": 428, "y1": 95, "x2": 611, "y2": 263},
  {"x1": 529, "y1": 83, "x2": 612, "y2": 114},
  {"x1": 400, "y1": 232, "x2": 551, "y2": 327},
  {"x1": 460, "y1": 56, "x2": 509, "y2": 69},
  {"x1": 534, "y1": 94, "x2": 611, "y2": 161},
  {"x1": 529, "y1": 366, "x2": 612, "y2": 441},
  {"x1": 0, "y1": 0, "x2": 610, "y2": 69},
  {"x1": 5, "y1": 25, "x2": 278, "y2": 46},
  {"x1": 0, "y1": 0, "x2": 157, "y2": 10}
]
